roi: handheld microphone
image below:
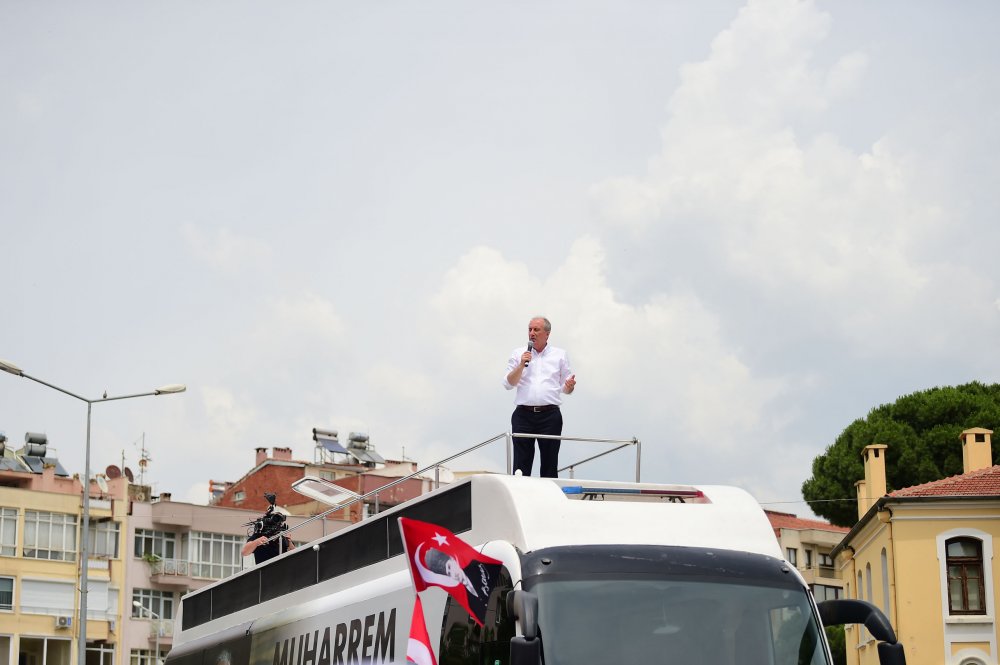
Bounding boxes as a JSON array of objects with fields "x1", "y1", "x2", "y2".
[{"x1": 525, "y1": 341, "x2": 532, "y2": 366}]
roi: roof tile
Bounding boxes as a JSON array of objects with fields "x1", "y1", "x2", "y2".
[
  {"x1": 765, "y1": 510, "x2": 849, "y2": 534},
  {"x1": 890, "y1": 465, "x2": 1000, "y2": 497}
]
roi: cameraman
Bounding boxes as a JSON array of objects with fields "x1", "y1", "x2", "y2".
[
  {"x1": 241, "y1": 492, "x2": 294, "y2": 565},
  {"x1": 241, "y1": 531, "x2": 293, "y2": 564}
]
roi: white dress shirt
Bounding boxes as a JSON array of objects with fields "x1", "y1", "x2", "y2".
[{"x1": 503, "y1": 344, "x2": 573, "y2": 406}]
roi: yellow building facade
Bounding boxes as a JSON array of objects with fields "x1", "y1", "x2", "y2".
[
  {"x1": 834, "y1": 428, "x2": 1000, "y2": 665},
  {"x1": 0, "y1": 455, "x2": 129, "y2": 665}
]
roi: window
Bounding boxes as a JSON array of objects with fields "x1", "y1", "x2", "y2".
[
  {"x1": 805, "y1": 549, "x2": 813, "y2": 569},
  {"x1": 818, "y1": 552, "x2": 834, "y2": 568},
  {"x1": 131, "y1": 648, "x2": 166, "y2": 665},
  {"x1": 786, "y1": 548, "x2": 797, "y2": 566},
  {"x1": 234, "y1": 491, "x2": 246, "y2": 502},
  {"x1": 812, "y1": 584, "x2": 842, "y2": 603},
  {"x1": 19, "y1": 637, "x2": 71, "y2": 665},
  {"x1": 186, "y1": 532, "x2": 242, "y2": 579},
  {"x1": 89, "y1": 520, "x2": 121, "y2": 559},
  {"x1": 132, "y1": 589, "x2": 174, "y2": 620},
  {"x1": 0, "y1": 576, "x2": 13, "y2": 611},
  {"x1": 87, "y1": 641, "x2": 115, "y2": 665},
  {"x1": 20, "y1": 579, "x2": 74, "y2": 615},
  {"x1": 947, "y1": 537, "x2": 986, "y2": 614},
  {"x1": 857, "y1": 570, "x2": 867, "y2": 644},
  {"x1": 881, "y1": 548, "x2": 891, "y2": 620},
  {"x1": 24, "y1": 511, "x2": 77, "y2": 561},
  {"x1": 0, "y1": 507, "x2": 17, "y2": 556},
  {"x1": 134, "y1": 529, "x2": 176, "y2": 560}
]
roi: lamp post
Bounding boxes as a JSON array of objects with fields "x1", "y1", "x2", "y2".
[
  {"x1": 133, "y1": 601, "x2": 162, "y2": 665},
  {"x1": 0, "y1": 359, "x2": 184, "y2": 665}
]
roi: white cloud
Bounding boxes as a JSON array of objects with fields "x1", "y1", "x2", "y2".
[
  {"x1": 591, "y1": 0, "x2": 999, "y2": 358},
  {"x1": 364, "y1": 362, "x2": 437, "y2": 413},
  {"x1": 181, "y1": 224, "x2": 272, "y2": 275},
  {"x1": 431, "y1": 237, "x2": 786, "y2": 450},
  {"x1": 201, "y1": 385, "x2": 259, "y2": 436},
  {"x1": 265, "y1": 293, "x2": 345, "y2": 347}
]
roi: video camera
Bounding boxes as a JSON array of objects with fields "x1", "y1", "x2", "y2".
[{"x1": 243, "y1": 492, "x2": 288, "y2": 539}]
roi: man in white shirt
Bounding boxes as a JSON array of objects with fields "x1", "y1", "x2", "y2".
[{"x1": 503, "y1": 316, "x2": 576, "y2": 477}]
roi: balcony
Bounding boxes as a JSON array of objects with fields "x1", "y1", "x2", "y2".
[
  {"x1": 147, "y1": 558, "x2": 193, "y2": 587},
  {"x1": 147, "y1": 619, "x2": 175, "y2": 644}
]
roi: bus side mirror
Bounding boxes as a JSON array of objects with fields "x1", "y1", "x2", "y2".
[
  {"x1": 506, "y1": 590, "x2": 539, "y2": 639},
  {"x1": 817, "y1": 599, "x2": 906, "y2": 665},
  {"x1": 510, "y1": 636, "x2": 541, "y2": 665}
]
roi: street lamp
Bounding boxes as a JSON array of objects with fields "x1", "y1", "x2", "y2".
[
  {"x1": 0, "y1": 359, "x2": 184, "y2": 665},
  {"x1": 132, "y1": 601, "x2": 162, "y2": 665}
]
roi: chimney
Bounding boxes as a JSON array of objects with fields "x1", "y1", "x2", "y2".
[
  {"x1": 255, "y1": 447, "x2": 268, "y2": 466},
  {"x1": 159, "y1": 492, "x2": 171, "y2": 502},
  {"x1": 859, "y1": 444, "x2": 888, "y2": 516},
  {"x1": 960, "y1": 428, "x2": 993, "y2": 474},
  {"x1": 855, "y1": 479, "x2": 868, "y2": 521},
  {"x1": 273, "y1": 447, "x2": 292, "y2": 461}
]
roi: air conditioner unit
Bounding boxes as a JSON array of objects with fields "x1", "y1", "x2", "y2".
[{"x1": 56, "y1": 615, "x2": 73, "y2": 629}]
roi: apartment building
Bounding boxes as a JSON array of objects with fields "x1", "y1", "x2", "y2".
[
  {"x1": 0, "y1": 431, "x2": 346, "y2": 665},
  {"x1": 766, "y1": 509, "x2": 849, "y2": 603},
  {"x1": 213, "y1": 431, "x2": 445, "y2": 522},
  {"x1": 0, "y1": 432, "x2": 126, "y2": 665},
  {"x1": 123, "y1": 493, "x2": 334, "y2": 665}
]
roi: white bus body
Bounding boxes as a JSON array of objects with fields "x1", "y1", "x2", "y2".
[{"x1": 166, "y1": 475, "x2": 904, "y2": 665}]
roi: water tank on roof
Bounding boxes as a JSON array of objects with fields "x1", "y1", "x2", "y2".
[
  {"x1": 313, "y1": 428, "x2": 338, "y2": 441},
  {"x1": 24, "y1": 432, "x2": 47, "y2": 457}
]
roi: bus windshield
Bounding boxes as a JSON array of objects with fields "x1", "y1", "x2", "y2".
[{"x1": 532, "y1": 576, "x2": 829, "y2": 665}]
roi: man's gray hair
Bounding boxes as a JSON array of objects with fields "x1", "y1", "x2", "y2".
[{"x1": 531, "y1": 316, "x2": 552, "y2": 332}]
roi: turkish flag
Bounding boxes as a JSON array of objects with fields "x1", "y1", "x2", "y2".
[
  {"x1": 398, "y1": 517, "x2": 502, "y2": 627},
  {"x1": 406, "y1": 596, "x2": 437, "y2": 665}
]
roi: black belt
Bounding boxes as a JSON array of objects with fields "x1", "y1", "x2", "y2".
[{"x1": 517, "y1": 404, "x2": 560, "y2": 413}]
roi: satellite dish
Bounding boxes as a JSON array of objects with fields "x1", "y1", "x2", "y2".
[
  {"x1": 106, "y1": 465, "x2": 122, "y2": 479},
  {"x1": 96, "y1": 475, "x2": 109, "y2": 494},
  {"x1": 123, "y1": 467, "x2": 135, "y2": 482}
]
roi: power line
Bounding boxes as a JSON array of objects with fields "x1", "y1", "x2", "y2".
[{"x1": 759, "y1": 497, "x2": 858, "y2": 506}]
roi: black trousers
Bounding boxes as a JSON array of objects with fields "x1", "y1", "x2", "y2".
[{"x1": 511, "y1": 406, "x2": 563, "y2": 478}]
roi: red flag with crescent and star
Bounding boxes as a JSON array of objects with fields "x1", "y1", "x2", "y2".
[
  {"x1": 398, "y1": 516, "x2": 502, "y2": 627},
  {"x1": 406, "y1": 596, "x2": 437, "y2": 665}
]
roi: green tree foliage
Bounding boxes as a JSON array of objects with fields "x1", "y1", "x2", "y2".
[
  {"x1": 802, "y1": 382, "x2": 1000, "y2": 526},
  {"x1": 824, "y1": 625, "x2": 846, "y2": 665}
]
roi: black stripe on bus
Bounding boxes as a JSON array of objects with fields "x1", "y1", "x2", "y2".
[{"x1": 181, "y1": 481, "x2": 472, "y2": 630}]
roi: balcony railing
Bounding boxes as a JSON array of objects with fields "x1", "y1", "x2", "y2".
[
  {"x1": 149, "y1": 619, "x2": 175, "y2": 639},
  {"x1": 148, "y1": 558, "x2": 189, "y2": 576}
]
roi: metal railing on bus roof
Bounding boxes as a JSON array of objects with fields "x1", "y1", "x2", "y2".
[{"x1": 270, "y1": 432, "x2": 641, "y2": 548}]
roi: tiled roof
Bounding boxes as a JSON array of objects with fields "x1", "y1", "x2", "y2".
[
  {"x1": 764, "y1": 510, "x2": 849, "y2": 536},
  {"x1": 890, "y1": 465, "x2": 1000, "y2": 497}
]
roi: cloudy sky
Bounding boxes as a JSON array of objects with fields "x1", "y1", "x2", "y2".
[{"x1": 2, "y1": 0, "x2": 998, "y2": 518}]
